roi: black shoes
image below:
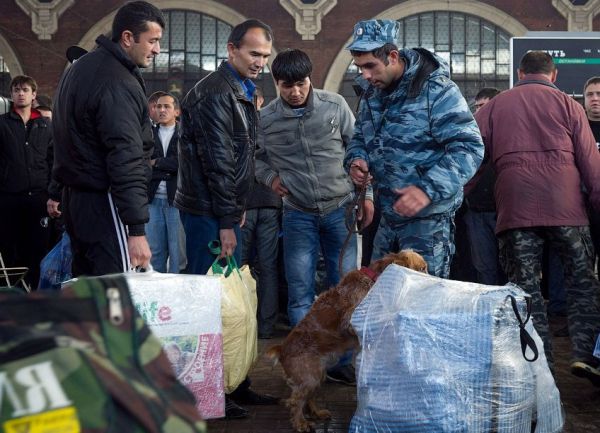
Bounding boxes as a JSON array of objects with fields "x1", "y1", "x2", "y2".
[
  {"x1": 224, "y1": 397, "x2": 248, "y2": 419},
  {"x1": 229, "y1": 388, "x2": 279, "y2": 405},
  {"x1": 570, "y1": 361, "x2": 600, "y2": 387},
  {"x1": 223, "y1": 389, "x2": 278, "y2": 420},
  {"x1": 326, "y1": 364, "x2": 357, "y2": 386}
]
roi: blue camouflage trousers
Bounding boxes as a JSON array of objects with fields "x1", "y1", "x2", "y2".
[
  {"x1": 372, "y1": 213, "x2": 455, "y2": 278},
  {"x1": 498, "y1": 226, "x2": 600, "y2": 367}
]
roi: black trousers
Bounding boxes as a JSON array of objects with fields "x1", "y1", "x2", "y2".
[
  {"x1": 0, "y1": 191, "x2": 50, "y2": 288},
  {"x1": 63, "y1": 188, "x2": 130, "y2": 277}
]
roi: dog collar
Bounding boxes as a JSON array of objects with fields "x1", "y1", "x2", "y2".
[{"x1": 359, "y1": 267, "x2": 378, "y2": 282}]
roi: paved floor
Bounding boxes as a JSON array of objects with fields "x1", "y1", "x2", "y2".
[{"x1": 207, "y1": 316, "x2": 600, "y2": 433}]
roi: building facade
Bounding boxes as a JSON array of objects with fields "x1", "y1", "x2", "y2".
[{"x1": 0, "y1": 0, "x2": 598, "y2": 105}]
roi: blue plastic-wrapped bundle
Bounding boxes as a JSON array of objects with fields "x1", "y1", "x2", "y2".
[{"x1": 350, "y1": 265, "x2": 563, "y2": 433}]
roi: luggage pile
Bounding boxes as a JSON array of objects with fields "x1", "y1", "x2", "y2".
[{"x1": 350, "y1": 265, "x2": 564, "y2": 433}]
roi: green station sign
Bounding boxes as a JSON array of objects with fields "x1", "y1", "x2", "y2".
[{"x1": 511, "y1": 36, "x2": 600, "y2": 96}]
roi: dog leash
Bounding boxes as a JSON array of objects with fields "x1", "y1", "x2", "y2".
[{"x1": 338, "y1": 168, "x2": 370, "y2": 277}]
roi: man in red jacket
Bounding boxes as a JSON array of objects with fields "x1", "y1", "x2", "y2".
[{"x1": 475, "y1": 51, "x2": 600, "y2": 386}]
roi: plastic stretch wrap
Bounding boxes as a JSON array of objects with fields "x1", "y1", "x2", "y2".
[
  {"x1": 350, "y1": 265, "x2": 564, "y2": 433},
  {"x1": 127, "y1": 273, "x2": 225, "y2": 419}
]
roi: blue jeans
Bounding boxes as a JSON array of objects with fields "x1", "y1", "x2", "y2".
[
  {"x1": 283, "y1": 206, "x2": 358, "y2": 326},
  {"x1": 463, "y1": 210, "x2": 506, "y2": 285},
  {"x1": 146, "y1": 198, "x2": 182, "y2": 273},
  {"x1": 242, "y1": 207, "x2": 280, "y2": 335},
  {"x1": 180, "y1": 211, "x2": 242, "y2": 275}
]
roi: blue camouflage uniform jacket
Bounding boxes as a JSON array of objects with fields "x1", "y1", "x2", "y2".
[{"x1": 344, "y1": 48, "x2": 483, "y2": 227}]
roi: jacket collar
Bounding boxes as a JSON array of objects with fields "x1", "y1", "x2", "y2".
[
  {"x1": 225, "y1": 62, "x2": 256, "y2": 100},
  {"x1": 8, "y1": 107, "x2": 42, "y2": 122},
  {"x1": 515, "y1": 73, "x2": 559, "y2": 90},
  {"x1": 218, "y1": 61, "x2": 253, "y2": 102},
  {"x1": 95, "y1": 35, "x2": 146, "y2": 93},
  {"x1": 355, "y1": 47, "x2": 444, "y2": 100}
]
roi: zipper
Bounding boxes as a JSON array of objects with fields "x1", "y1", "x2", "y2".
[
  {"x1": 106, "y1": 287, "x2": 124, "y2": 325},
  {"x1": 101, "y1": 282, "x2": 161, "y2": 432},
  {"x1": 104, "y1": 279, "x2": 196, "y2": 430}
]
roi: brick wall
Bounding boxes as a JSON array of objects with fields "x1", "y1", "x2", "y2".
[{"x1": 0, "y1": 0, "x2": 573, "y2": 97}]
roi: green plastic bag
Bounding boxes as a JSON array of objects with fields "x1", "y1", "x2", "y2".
[{"x1": 208, "y1": 254, "x2": 258, "y2": 393}]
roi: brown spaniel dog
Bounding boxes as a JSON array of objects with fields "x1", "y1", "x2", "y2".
[{"x1": 267, "y1": 250, "x2": 428, "y2": 432}]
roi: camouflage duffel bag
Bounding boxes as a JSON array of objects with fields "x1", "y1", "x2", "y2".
[{"x1": 0, "y1": 274, "x2": 206, "y2": 433}]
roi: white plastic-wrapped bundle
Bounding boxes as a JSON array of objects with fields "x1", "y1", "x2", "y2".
[{"x1": 350, "y1": 265, "x2": 563, "y2": 433}]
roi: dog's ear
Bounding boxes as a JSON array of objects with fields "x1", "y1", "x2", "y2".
[
  {"x1": 395, "y1": 250, "x2": 428, "y2": 273},
  {"x1": 369, "y1": 255, "x2": 395, "y2": 274},
  {"x1": 369, "y1": 251, "x2": 428, "y2": 274},
  {"x1": 405, "y1": 251, "x2": 428, "y2": 273}
]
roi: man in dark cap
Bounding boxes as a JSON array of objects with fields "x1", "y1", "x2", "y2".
[{"x1": 344, "y1": 19, "x2": 483, "y2": 278}]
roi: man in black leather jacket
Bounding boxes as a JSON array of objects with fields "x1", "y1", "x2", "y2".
[
  {"x1": 176, "y1": 19, "x2": 272, "y2": 270},
  {"x1": 52, "y1": 1, "x2": 163, "y2": 276},
  {"x1": 175, "y1": 19, "x2": 276, "y2": 419}
]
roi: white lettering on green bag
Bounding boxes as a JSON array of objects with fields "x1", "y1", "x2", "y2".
[{"x1": 0, "y1": 361, "x2": 72, "y2": 417}]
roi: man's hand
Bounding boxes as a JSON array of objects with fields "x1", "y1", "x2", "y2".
[
  {"x1": 271, "y1": 176, "x2": 289, "y2": 197},
  {"x1": 219, "y1": 228, "x2": 237, "y2": 258},
  {"x1": 128, "y1": 235, "x2": 152, "y2": 269},
  {"x1": 349, "y1": 159, "x2": 372, "y2": 186},
  {"x1": 47, "y1": 199, "x2": 61, "y2": 218},
  {"x1": 393, "y1": 186, "x2": 431, "y2": 217},
  {"x1": 358, "y1": 198, "x2": 375, "y2": 229}
]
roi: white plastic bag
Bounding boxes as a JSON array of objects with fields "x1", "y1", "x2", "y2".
[{"x1": 127, "y1": 272, "x2": 225, "y2": 419}]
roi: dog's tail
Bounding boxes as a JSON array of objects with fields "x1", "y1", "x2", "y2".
[{"x1": 264, "y1": 344, "x2": 282, "y2": 367}]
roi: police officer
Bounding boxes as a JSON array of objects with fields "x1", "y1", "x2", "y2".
[{"x1": 344, "y1": 19, "x2": 483, "y2": 277}]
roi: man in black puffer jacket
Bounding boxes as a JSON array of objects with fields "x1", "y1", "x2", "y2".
[
  {"x1": 52, "y1": 1, "x2": 164, "y2": 276},
  {"x1": 0, "y1": 75, "x2": 53, "y2": 288}
]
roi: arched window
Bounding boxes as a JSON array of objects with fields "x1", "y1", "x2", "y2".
[
  {"x1": 341, "y1": 12, "x2": 511, "y2": 110},
  {"x1": 142, "y1": 10, "x2": 275, "y2": 102}
]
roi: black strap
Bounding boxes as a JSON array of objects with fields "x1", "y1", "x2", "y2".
[
  {"x1": 509, "y1": 295, "x2": 539, "y2": 362},
  {"x1": 0, "y1": 298, "x2": 98, "y2": 324},
  {"x1": 0, "y1": 336, "x2": 58, "y2": 363}
]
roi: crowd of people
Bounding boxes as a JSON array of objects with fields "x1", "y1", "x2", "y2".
[{"x1": 1, "y1": 0, "x2": 600, "y2": 421}]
